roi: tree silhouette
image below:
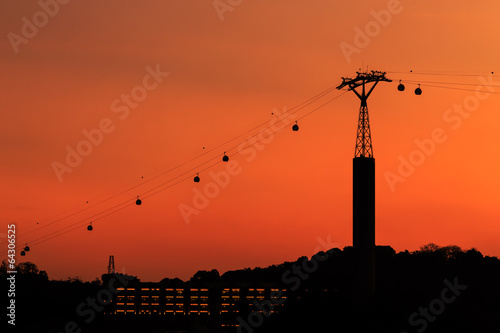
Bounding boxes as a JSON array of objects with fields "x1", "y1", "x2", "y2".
[{"x1": 5, "y1": 244, "x2": 500, "y2": 333}]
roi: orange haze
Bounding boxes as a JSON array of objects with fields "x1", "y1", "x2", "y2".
[{"x1": 1, "y1": 0, "x2": 499, "y2": 281}]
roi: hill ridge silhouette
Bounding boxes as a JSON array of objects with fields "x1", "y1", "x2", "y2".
[{"x1": 2, "y1": 243, "x2": 499, "y2": 333}]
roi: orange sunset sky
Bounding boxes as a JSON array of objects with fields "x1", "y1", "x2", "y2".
[{"x1": 1, "y1": 0, "x2": 500, "y2": 282}]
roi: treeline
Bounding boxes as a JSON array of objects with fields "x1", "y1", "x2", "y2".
[{"x1": 1, "y1": 243, "x2": 499, "y2": 332}]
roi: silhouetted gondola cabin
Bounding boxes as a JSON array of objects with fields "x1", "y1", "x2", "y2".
[{"x1": 398, "y1": 81, "x2": 405, "y2": 91}]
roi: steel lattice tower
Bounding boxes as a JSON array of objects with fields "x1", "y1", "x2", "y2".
[
  {"x1": 337, "y1": 70, "x2": 391, "y2": 304},
  {"x1": 108, "y1": 255, "x2": 115, "y2": 274},
  {"x1": 355, "y1": 102, "x2": 373, "y2": 158}
]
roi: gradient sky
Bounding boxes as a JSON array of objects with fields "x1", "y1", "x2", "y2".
[{"x1": 1, "y1": 0, "x2": 500, "y2": 282}]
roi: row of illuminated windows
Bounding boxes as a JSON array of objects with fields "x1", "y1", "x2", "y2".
[
  {"x1": 115, "y1": 310, "x2": 210, "y2": 315},
  {"x1": 222, "y1": 288, "x2": 240, "y2": 293},
  {"x1": 114, "y1": 306, "x2": 280, "y2": 315},
  {"x1": 116, "y1": 287, "x2": 283, "y2": 294},
  {"x1": 114, "y1": 287, "x2": 287, "y2": 307},
  {"x1": 116, "y1": 287, "x2": 212, "y2": 292},
  {"x1": 116, "y1": 297, "x2": 284, "y2": 306},
  {"x1": 117, "y1": 304, "x2": 209, "y2": 308},
  {"x1": 118, "y1": 287, "x2": 281, "y2": 291},
  {"x1": 116, "y1": 303, "x2": 208, "y2": 308}
]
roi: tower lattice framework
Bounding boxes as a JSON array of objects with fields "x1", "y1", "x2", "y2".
[
  {"x1": 355, "y1": 103, "x2": 373, "y2": 158},
  {"x1": 108, "y1": 255, "x2": 115, "y2": 274},
  {"x1": 337, "y1": 70, "x2": 390, "y2": 158}
]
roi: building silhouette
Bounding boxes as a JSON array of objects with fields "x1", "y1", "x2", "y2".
[{"x1": 102, "y1": 275, "x2": 288, "y2": 328}]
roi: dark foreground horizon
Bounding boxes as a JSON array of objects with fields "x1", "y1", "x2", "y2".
[{"x1": 3, "y1": 243, "x2": 500, "y2": 333}]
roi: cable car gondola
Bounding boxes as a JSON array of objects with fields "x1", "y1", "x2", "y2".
[
  {"x1": 415, "y1": 84, "x2": 422, "y2": 95},
  {"x1": 398, "y1": 80, "x2": 405, "y2": 91}
]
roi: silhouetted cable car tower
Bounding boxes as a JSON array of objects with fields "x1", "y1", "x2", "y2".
[
  {"x1": 337, "y1": 70, "x2": 391, "y2": 304},
  {"x1": 108, "y1": 255, "x2": 115, "y2": 274}
]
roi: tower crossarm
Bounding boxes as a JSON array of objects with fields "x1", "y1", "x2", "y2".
[
  {"x1": 336, "y1": 70, "x2": 391, "y2": 91},
  {"x1": 337, "y1": 70, "x2": 391, "y2": 158}
]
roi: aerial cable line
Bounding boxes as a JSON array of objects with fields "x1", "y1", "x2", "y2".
[
  {"x1": 1, "y1": 85, "x2": 346, "y2": 254},
  {"x1": 295, "y1": 91, "x2": 349, "y2": 122},
  {"x1": 402, "y1": 79, "x2": 500, "y2": 87},
  {"x1": 19, "y1": 87, "x2": 343, "y2": 251},
  {"x1": 142, "y1": 90, "x2": 347, "y2": 200},
  {"x1": 388, "y1": 70, "x2": 499, "y2": 77},
  {"x1": 204, "y1": 90, "x2": 346, "y2": 159},
  {"x1": 7, "y1": 84, "x2": 339, "y2": 242},
  {"x1": 8, "y1": 156, "x2": 220, "y2": 252},
  {"x1": 139, "y1": 155, "x2": 221, "y2": 198},
  {"x1": 26, "y1": 171, "x2": 203, "y2": 249},
  {"x1": 18, "y1": 88, "x2": 346, "y2": 251},
  {"x1": 17, "y1": 173, "x2": 198, "y2": 250},
  {"x1": 15, "y1": 72, "x2": 500, "y2": 253},
  {"x1": 400, "y1": 81, "x2": 500, "y2": 94}
]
